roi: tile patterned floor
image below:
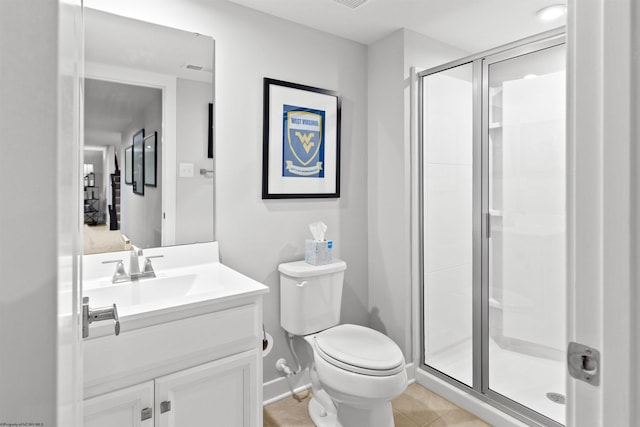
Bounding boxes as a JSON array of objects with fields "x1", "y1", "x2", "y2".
[{"x1": 263, "y1": 382, "x2": 492, "y2": 427}]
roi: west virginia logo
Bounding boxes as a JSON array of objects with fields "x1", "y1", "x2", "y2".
[
  {"x1": 295, "y1": 131, "x2": 315, "y2": 154},
  {"x1": 283, "y1": 105, "x2": 325, "y2": 178}
]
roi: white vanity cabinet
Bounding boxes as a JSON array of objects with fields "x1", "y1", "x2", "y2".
[
  {"x1": 82, "y1": 243, "x2": 268, "y2": 426},
  {"x1": 84, "y1": 381, "x2": 154, "y2": 427},
  {"x1": 155, "y1": 349, "x2": 258, "y2": 426},
  {"x1": 83, "y1": 297, "x2": 265, "y2": 426},
  {"x1": 84, "y1": 349, "x2": 258, "y2": 427}
]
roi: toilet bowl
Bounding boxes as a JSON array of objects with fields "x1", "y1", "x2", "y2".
[
  {"x1": 305, "y1": 324, "x2": 407, "y2": 427},
  {"x1": 279, "y1": 260, "x2": 407, "y2": 427}
]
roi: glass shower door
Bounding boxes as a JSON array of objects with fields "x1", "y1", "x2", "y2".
[
  {"x1": 422, "y1": 62, "x2": 475, "y2": 386},
  {"x1": 421, "y1": 33, "x2": 567, "y2": 427},
  {"x1": 485, "y1": 43, "x2": 566, "y2": 424}
]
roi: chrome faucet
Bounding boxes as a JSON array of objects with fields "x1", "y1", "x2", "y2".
[
  {"x1": 129, "y1": 245, "x2": 143, "y2": 277},
  {"x1": 102, "y1": 246, "x2": 164, "y2": 283},
  {"x1": 129, "y1": 245, "x2": 163, "y2": 280},
  {"x1": 102, "y1": 259, "x2": 130, "y2": 283}
]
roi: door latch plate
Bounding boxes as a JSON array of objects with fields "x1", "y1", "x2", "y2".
[{"x1": 568, "y1": 341, "x2": 600, "y2": 386}]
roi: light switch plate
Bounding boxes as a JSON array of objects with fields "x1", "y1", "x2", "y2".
[{"x1": 179, "y1": 163, "x2": 194, "y2": 177}]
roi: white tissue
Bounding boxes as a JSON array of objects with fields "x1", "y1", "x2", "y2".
[
  {"x1": 309, "y1": 221, "x2": 327, "y2": 241},
  {"x1": 306, "y1": 221, "x2": 332, "y2": 265}
]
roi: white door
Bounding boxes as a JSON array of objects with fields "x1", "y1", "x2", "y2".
[
  {"x1": 57, "y1": 0, "x2": 84, "y2": 426},
  {"x1": 155, "y1": 350, "x2": 260, "y2": 427},
  {"x1": 567, "y1": 0, "x2": 637, "y2": 425},
  {"x1": 84, "y1": 382, "x2": 154, "y2": 427}
]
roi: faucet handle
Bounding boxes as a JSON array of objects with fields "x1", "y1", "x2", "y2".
[
  {"x1": 101, "y1": 259, "x2": 129, "y2": 283},
  {"x1": 142, "y1": 255, "x2": 164, "y2": 275}
]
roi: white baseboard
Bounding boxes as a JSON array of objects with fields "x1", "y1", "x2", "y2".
[
  {"x1": 263, "y1": 362, "x2": 416, "y2": 406},
  {"x1": 415, "y1": 368, "x2": 528, "y2": 427},
  {"x1": 263, "y1": 370, "x2": 312, "y2": 406}
]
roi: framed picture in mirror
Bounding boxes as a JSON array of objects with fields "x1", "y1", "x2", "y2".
[
  {"x1": 133, "y1": 129, "x2": 145, "y2": 195},
  {"x1": 144, "y1": 131, "x2": 157, "y2": 187},
  {"x1": 124, "y1": 146, "x2": 133, "y2": 185}
]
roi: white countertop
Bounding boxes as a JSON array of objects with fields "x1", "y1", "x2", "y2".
[{"x1": 83, "y1": 242, "x2": 268, "y2": 338}]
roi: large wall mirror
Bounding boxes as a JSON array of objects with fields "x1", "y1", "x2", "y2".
[{"x1": 83, "y1": 8, "x2": 215, "y2": 254}]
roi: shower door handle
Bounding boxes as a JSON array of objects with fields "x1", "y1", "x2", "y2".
[{"x1": 485, "y1": 213, "x2": 491, "y2": 239}]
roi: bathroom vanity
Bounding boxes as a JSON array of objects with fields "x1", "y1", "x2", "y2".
[{"x1": 82, "y1": 242, "x2": 268, "y2": 427}]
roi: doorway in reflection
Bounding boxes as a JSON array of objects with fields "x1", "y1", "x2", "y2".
[{"x1": 84, "y1": 79, "x2": 162, "y2": 253}]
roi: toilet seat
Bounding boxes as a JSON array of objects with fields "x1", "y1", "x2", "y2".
[{"x1": 314, "y1": 324, "x2": 405, "y2": 376}]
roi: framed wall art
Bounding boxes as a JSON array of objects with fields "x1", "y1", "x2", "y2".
[
  {"x1": 262, "y1": 78, "x2": 341, "y2": 199},
  {"x1": 124, "y1": 146, "x2": 133, "y2": 185},
  {"x1": 132, "y1": 128, "x2": 145, "y2": 195},
  {"x1": 144, "y1": 131, "x2": 157, "y2": 187}
]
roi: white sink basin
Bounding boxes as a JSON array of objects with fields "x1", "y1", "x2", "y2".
[
  {"x1": 81, "y1": 242, "x2": 269, "y2": 337},
  {"x1": 85, "y1": 273, "x2": 200, "y2": 308}
]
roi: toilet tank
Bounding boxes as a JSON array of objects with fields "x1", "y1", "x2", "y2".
[{"x1": 279, "y1": 259, "x2": 347, "y2": 336}]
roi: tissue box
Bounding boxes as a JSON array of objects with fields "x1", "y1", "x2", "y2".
[{"x1": 305, "y1": 239, "x2": 333, "y2": 265}]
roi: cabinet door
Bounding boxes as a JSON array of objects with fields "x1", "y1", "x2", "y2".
[
  {"x1": 84, "y1": 381, "x2": 154, "y2": 427},
  {"x1": 155, "y1": 349, "x2": 259, "y2": 427}
]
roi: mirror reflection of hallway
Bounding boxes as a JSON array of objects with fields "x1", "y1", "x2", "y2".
[
  {"x1": 84, "y1": 79, "x2": 162, "y2": 254},
  {"x1": 83, "y1": 8, "x2": 215, "y2": 255}
]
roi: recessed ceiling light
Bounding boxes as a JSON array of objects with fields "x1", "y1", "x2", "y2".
[{"x1": 537, "y1": 4, "x2": 567, "y2": 21}]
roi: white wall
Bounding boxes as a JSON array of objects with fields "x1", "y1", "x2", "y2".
[
  {"x1": 0, "y1": 0, "x2": 57, "y2": 423},
  {"x1": 120, "y1": 93, "x2": 163, "y2": 248},
  {"x1": 210, "y1": 1, "x2": 370, "y2": 386},
  {"x1": 368, "y1": 29, "x2": 467, "y2": 361},
  {"x1": 367, "y1": 30, "x2": 406, "y2": 356},
  {"x1": 175, "y1": 78, "x2": 214, "y2": 245},
  {"x1": 86, "y1": 0, "x2": 370, "y2": 387}
]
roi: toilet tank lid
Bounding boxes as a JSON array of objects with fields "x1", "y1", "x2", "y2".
[{"x1": 278, "y1": 259, "x2": 346, "y2": 278}]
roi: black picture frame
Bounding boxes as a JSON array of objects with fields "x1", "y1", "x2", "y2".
[
  {"x1": 132, "y1": 129, "x2": 145, "y2": 195},
  {"x1": 124, "y1": 146, "x2": 133, "y2": 185},
  {"x1": 144, "y1": 131, "x2": 157, "y2": 187},
  {"x1": 262, "y1": 78, "x2": 341, "y2": 199},
  {"x1": 208, "y1": 103, "x2": 214, "y2": 159}
]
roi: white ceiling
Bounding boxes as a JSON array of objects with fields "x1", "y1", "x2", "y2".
[
  {"x1": 84, "y1": 79, "x2": 161, "y2": 147},
  {"x1": 84, "y1": 8, "x2": 214, "y2": 147},
  {"x1": 225, "y1": 0, "x2": 566, "y2": 52},
  {"x1": 85, "y1": 8, "x2": 214, "y2": 82}
]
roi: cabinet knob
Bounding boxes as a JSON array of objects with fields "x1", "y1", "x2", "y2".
[
  {"x1": 160, "y1": 400, "x2": 172, "y2": 414},
  {"x1": 141, "y1": 407, "x2": 153, "y2": 421}
]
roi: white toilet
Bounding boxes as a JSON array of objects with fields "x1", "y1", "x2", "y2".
[{"x1": 279, "y1": 259, "x2": 407, "y2": 427}]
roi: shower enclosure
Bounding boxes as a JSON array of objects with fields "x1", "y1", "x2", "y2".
[{"x1": 420, "y1": 32, "x2": 566, "y2": 426}]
